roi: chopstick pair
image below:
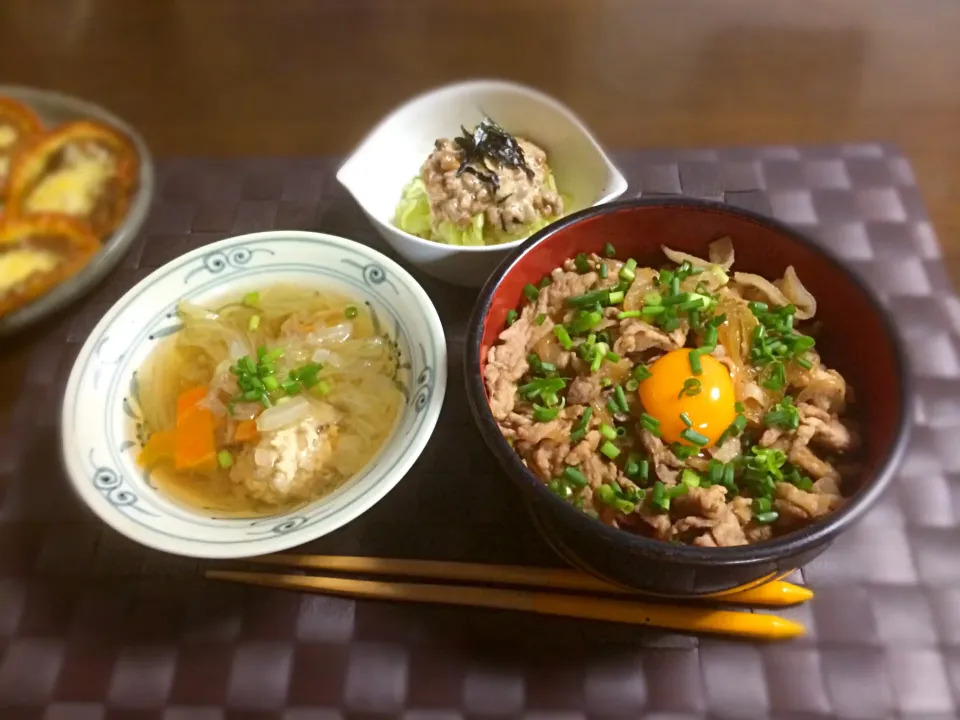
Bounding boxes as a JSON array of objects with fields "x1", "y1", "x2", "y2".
[{"x1": 207, "y1": 554, "x2": 809, "y2": 640}]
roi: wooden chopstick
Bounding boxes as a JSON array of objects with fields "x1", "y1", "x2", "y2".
[
  {"x1": 206, "y1": 569, "x2": 805, "y2": 640},
  {"x1": 246, "y1": 554, "x2": 813, "y2": 607}
]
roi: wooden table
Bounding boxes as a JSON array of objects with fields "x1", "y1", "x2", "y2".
[{"x1": 0, "y1": 0, "x2": 957, "y2": 296}]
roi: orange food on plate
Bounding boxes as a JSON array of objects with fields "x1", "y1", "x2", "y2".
[
  {"x1": 6, "y1": 119, "x2": 139, "y2": 237},
  {"x1": 0, "y1": 97, "x2": 44, "y2": 204},
  {"x1": 0, "y1": 214, "x2": 101, "y2": 316}
]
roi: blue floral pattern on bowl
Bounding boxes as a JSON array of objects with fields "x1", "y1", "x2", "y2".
[{"x1": 61, "y1": 231, "x2": 448, "y2": 559}]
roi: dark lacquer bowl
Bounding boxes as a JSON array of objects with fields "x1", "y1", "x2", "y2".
[{"x1": 465, "y1": 197, "x2": 911, "y2": 597}]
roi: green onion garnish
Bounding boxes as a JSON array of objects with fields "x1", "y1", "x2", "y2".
[
  {"x1": 553, "y1": 325, "x2": 573, "y2": 350},
  {"x1": 681, "y1": 469, "x2": 701, "y2": 487},
  {"x1": 566, "y1": 288, "x2": 611, "y2": 308},
  {"x1": 345, "y1": 305, "x2": 359, "y2": 319},
  {"x1": 563, "y1": 466, "x2": 589, "y2": 488},
  {"x1": 599, "y1": 441, "x2": 621, "y2": 459},
  {"x1": 599, "y1": 423, "x2": 618, "y2": 441},
  {"x1": 644, "y1": 292, "x2": 662, "y2": 306},
  {"x1": 755, "y1": 511, "x2": 779, "y2": 524},
  {"x1": 678, "y1": 378, "x2": 702, "y2": 398},
  {"x1": 523, "y1": 283, "x2": 540, "y2": 302},
  {"x1": 688, "y1": 350, "x2": 703, "y2": 375},
  {"x1": 243, "y1": 291, "x2": 260, "y2": 306},
  {"x1": 574, "y1": 253, "x2": 591, "y2": 273},
  {"x1": 248, "y1": 315, "x2": 261, "y2": 331},
  {"x1": 680, "y1": 428, "x2": 709, "y2": 447},
  {"x1": 599, "y1": 263, "x2": 608, "y2": 279},
  {"x1": 548, "y1": 480, "x2": 573, "y2": 499},
  {"x1": 620, "y1": 258, "x2": 638, "y2": 282},
  {"x1": 217, "y1": 450, "x2": 233, "y2": 469},
  {"x1": 680, "y1": 412, "x2": 692, "y2": 428},
  {"x1": 535, "y1": 313, "x2": 547, "y2": 326},
  {"x1": 633, "y1": 365, "x2": 652, "y2": 381},
  {"x1": 625, "y1": 379, "x2": 639, "y2": 392},
  {"x1": 607, "y1": 290, "x2": 625, "y2": 305},
  {"x1": 614, "y1": 385, "x2": 629, "y2": 413},
  {"x1": 570, "y1": 407, "x2": 593, "y2": 444},
  {"x1": 603, "y1": 242, "x2": 616, "y2": 258},
  {"x1": 617, "y1": 310, "x2": 641, "y2": 320},
  {"x1": 652, "y1": 481, "x2": 669, "y2": 511},
  {"x1": 605, "y1": 351, "x2": 620, "y2": 363},
  {"x1": 533, "y1": 403, "x2": 562, "y2": 422},
  {"x1": 506, "y1": 309, "x2": 518, "y2": 327},
  {"x1": 640, "y1": 413, "x2": 661, "y2": 435}
]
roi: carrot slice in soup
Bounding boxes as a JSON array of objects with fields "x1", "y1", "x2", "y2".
[
  {"x1": 174, "y1": 386, "x2": 217, "y2": 472},
  {"x1": 234, "y1": 419, "x2": 259, "y2": 443},
  {"x1": 136, "y1": 429, "x2": 176, "y2": 467}
]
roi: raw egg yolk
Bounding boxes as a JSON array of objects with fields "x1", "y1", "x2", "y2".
[{"x1": 638, "y1": 349, "x2": 737, "y2": 448}]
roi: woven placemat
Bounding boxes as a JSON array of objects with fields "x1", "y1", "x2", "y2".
[{"x1": 1, "y1": 145, "x2": 958, "y2": 719}]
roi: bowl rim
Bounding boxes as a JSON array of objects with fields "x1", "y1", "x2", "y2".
[
  {"x1": 60, "y1": 229, "x2": 448, "y2": 559},
  {"x1": 465, "y1": 196, "x2": 913, "y2": 565},
  {"x1": 335, "y1": 77, "x2": 628, "y2": 255},
  {"x1": 0, "y1": 83, "x2": 156, "y2": 338}
]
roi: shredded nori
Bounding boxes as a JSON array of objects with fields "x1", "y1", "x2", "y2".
[{"x1": 454, "y1": 117, "x2": 534, "y2": 189}]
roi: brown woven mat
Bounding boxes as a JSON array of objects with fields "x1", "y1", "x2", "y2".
[{"x1": 1, "y1": 145, "x2": 958, "y2": 718}]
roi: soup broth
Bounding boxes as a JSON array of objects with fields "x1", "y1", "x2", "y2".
[{"x1": 134, "y1": 283, "x2": 403, "y2": 515}]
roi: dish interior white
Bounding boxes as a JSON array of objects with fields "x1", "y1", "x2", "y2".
[
  {"x1": 336, "y1": 79, "x2": 627, "y2": 287},
  {"x1": 61, "y1": 231, "x2": 447, "y2": 559}
]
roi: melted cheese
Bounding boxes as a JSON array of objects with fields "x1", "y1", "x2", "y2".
[
  {"x1": 0, "y1": 125, "x2": 17, "y2": 148},
  {"x1": 24, "y1": 143, "x2": 117, "y2": 216},
  {"x1": 0, "y1": 249, "x2": 61, "y2": 292}
]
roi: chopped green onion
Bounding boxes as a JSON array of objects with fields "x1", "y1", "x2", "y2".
[
  {"x1": 616, "y1": 426, "x2": 627, "y2": 437},
  {"x1": 607, "y1": 398, "x2": 621, "y2": 415},
  {"x1": 599, "y1": 423, "x2": 618, "y2": 441},
  {"x1": 243, "y1": 291, "x2": 260, "y2": 306},
  {"x1": 506, "y1": 309, "x2": 519, "y2": 327},
  {"x1": 668, "y1": 484, "x2": 690, "y2": 499},
  {"x1": 680, "y1": 412, "x2": 692, "y2": 428},
  {"x1": 599, "y1": 263, "x2": 608, "y2": 279},
  {"x1": 242, "y1": 389, "x2": 261, "y2": 401},
  {"x1": 574, "y1": 253, "x2": 591, "y2": 273},
  {"x1": 599, "y1": 441, "x2": 621, "y2": 459},
  {"x1": 620, "y1": 258, "x2": 638, "y2": 282},
  {"x1": 640, "y1": 413, "x2": 661, "y2": 435},
  {"x1": 248, "y1": 315, "x2": 261, "y2": 331},
  {"x1": 570, "y1": 310, "x2": 604, "y2": 333},
  {"x1": 553, "y1": 325, "x2": 573, "y2": 350},
  {"x1": 672, "y1": 443, "x2": 697, "y2": 460},
  {"x1": 311, "y1": 380, "x2": 331, "y2": 396},
  {"x1": 607, "y1": 290, "x2": 625, "y2": 304},
  {"x1": 734, "y1": 401, "x2": 745, "y2": 412},
  {"x1": 540, "y1": 361, "x2": 556, "y2": 373},
  {"x1": 618, "y1": 310, "x2": 642, "y2": 320},
  {"x1": 637, "y1": 460, "x2": 650, "y2": 482},
  {"x1": 262, "y1": 376, "x2": 279, "y2": 391},
  {"x1": 594, "y1": 483, "x2": 616, "y2": 506},
  {"x1": 345, "y1": 305, "x2": 359, "y2": 319},
  {"x1": 523, "y1": 284, "x2": 540, "y2": 302},
  {"x1": 681, "y1": 469, "x2": 701, "y2": 487},
  {"x1": 603, "y1": 242, "x2": 616, "y2": 258},
  {"x1": 548, "y1": 479, "x2": 573, "y2": 499},
  {"x1": 641, "y1": 305, "x2": 666, "y2": 317},
  {"x1": 678, "y1": 378, "x2": 702, "y2": 398},
  {"x1": 755, "y1": 511, "x2": 779, "y2": 524},
  {"x1": 282, "y1": 379, "x2": 302, "y2": 395},
  {"x1": 217, "y1": 450, "x2": 233, "y2": 469},
  {"x1": 688, "y1": 350, "x2": 703, "y2": 375},
  {"x1": 644, "y1": 292, "x2": 662, "y2": 306},
  {"x1": 563, "y1": 466, "x2": 589, "y2": 488},
  {"x1": 534, "y1": 313, "x2": 546, "y2": 326},
  {"x1": 605, "y1": 351, "x2": 621, "y2": 363},
  {"x1": 796, "y1": 356, "x2": 814, "y2": 370},
  {"x1": 614, "y1": 385, "x2": 629, "y2": 413},
  {"x1": 570, "y1": 407, "x2": 593, "y2": 444},
  {"x1": 566, "y1": 288, "x2": 611, "y2": 308},
  {"x1": 625, "y1": 379, "x2": 639, "y2": 392},
  {"x1": 633, "y1": 365, "x2": 652, "y2": 381},
  {"x1": 680, "y1": 428, "x2": 709, "y2": 446},
  {"x1": 753, "y1": 497, "x2": 772, "y2": 514},
  {"x1": 533, "y1": 403, "x2": 562, "y2": 422},
  {"x1": 600, "y1": 377, "x2": 612, "y2": 387},
  {"x1": 762, "y1": 361, "x2": 787, "y2": 391},
  {"x1": 652, "y1": 481, "x2": 669, "y2": 511}
]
